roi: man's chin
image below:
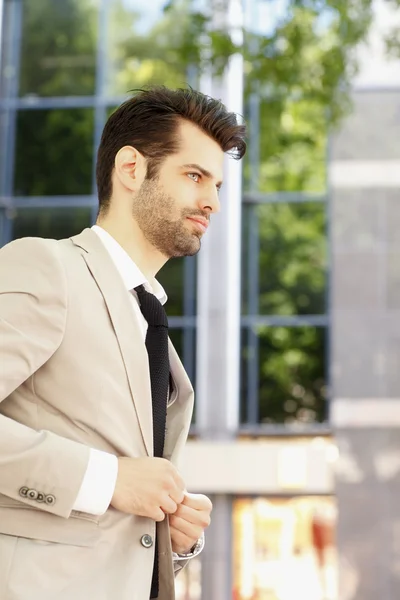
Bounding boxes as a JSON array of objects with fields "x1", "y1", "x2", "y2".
[{"x1": 170, "y1": 238, "x2": 201, "y2": 258}]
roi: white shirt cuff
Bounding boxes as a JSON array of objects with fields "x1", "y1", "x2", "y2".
[
  {"x1": 72, "y1": 448, "x2": 118, "y2": 516},
  {"x1": 172, "y1": 532, "x2": 205, "y2": 562}
]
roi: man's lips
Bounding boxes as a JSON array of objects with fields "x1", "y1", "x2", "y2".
[{"x1": 187, "y1": 216, "x2": 209, "y2": 232}]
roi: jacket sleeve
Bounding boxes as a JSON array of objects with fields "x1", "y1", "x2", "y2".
[{"x1": 0, "y1": 237, "x2": 90, "y2": 518}]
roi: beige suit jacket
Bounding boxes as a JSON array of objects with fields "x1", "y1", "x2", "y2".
[{"x1": 0, "y1": 228, "x2": 194, "y2": 600}]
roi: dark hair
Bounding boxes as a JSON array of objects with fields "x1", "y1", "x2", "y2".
[{"x1": 96, "y1": 86, "x2": 247, "y2": 213}]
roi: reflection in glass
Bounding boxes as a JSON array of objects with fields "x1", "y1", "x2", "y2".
[
  {"x1": 243, "y1": 97, "x2": 327, "y2": 193},
  {"x1": 169, "y1": 326, "x2": 197, "y2": 399},
  {"x1": 14, "y1": 109, "x2": 94, "y2": 196},
  {"x1": 169, "y1": 327, "x2": 183, "y2": 361},
  {"x1": 242, "y1": 202, "x2": 327, "y2": 316},
  {"x1": 158, "y1": 258, "x2": 185, "y2": 317},
  {"x1": 19, "y1": 0, "x2": 98, "y2": 97},
  {"x1": 106, "y1": 0, "x2": 192, "y2": 96},
  {"x1": 158, "y1": 256, "x2": 197, "y2": 318},
  {"x1": 233, "y1": 496, "x2": 337, "y2": 600},
  {"x1": 11, "y1": 207, "x2": 92, "y2": 240},
  {"x1": 0, "y1": 210, "x2": 7, "y2": 245},
  {"x1": 240, "y1": 326, "x2": 327, "y2": 424}
]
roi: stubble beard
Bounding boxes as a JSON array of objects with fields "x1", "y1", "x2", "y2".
[{"x1": 131, "y1": 178, "x2": 202, "y2": 258}]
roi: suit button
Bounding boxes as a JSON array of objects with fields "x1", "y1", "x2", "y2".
[
  {"x1": 27, "y1": 489, "x2": 38, "y2": 500},
  {"x1": 19, "y1": 487, "x2": 29, "y2": 498},
  {"x1": 37, "y1": 493, "x2": 45, "y2": 503},
  {"x1": 45, "y1": 494, "x2": 56, "y2": 505},
  {"x1": 140, "y1": 534, "x2": 153, "y2": 548}
]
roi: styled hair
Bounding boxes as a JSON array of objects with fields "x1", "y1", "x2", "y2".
[{"x1": 96, "y1": 86, "x2": 247, "y2": 213}]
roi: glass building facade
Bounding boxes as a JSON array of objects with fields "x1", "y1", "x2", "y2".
[
  {"x1": 0, "y1": 1, "x2": 336, "y2": 598},
  {"x1": 1, "y1": 0, "x2": 330, "y2": 428}
]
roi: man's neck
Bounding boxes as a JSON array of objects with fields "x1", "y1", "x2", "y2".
[{"x1": 95, "y1": 218, "x2": 167, "y2": 280}]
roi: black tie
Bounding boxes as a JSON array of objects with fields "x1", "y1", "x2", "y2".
[{"x1": 134, "y1": 284, "x2": 169, "y2": 599}]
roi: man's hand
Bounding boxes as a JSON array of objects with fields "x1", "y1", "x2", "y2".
[
  {"x1": 110, "y1": 457, "x2": 185, "y2": 521},
  {"x1": 169, "y1": 493, "x2": 212, "y2": 555}
]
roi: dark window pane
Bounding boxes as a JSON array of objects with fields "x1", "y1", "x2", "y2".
[
  {"x1": 183, "y1": 255, "x2": 197, "y2": 317},
  {"x1": 14, "y1": 109, "x2": 94, "y2": 196},
  {"x1": 242, "y1": 202, "x2": 327, "y2": 316},
  {"x1": 11, "y1": 207, "x2": 92, "y2": 240},
  {"x1": 169, "y1": 328, "x2": 183, "y2": 361},
  {"x1": 0, "y1": 209, "x2": 9, "y2": 246},
  {"x1": 0, "y1": 110, "x2": 7, "y2": 191},
  {"x1": 106, "y1": 1, "x2": 192, "y2": 96},
  {"x1": 19, "y1": 0, "x2": 98, "y2": 97},
  {"x1": 169, "y1": 326, "x2": 197, "y2": 397},
  {"x1": 158, "y1": 258, "x2": 185, "y2": 317},
  {"x1": 157, "y1": 256, "x2": 197, "y2": 319},
  {"x1": 1, "y1": 1, "x2": 15, "y2": 99},
  {"x1": 240, "y1": 326, "x2": 327, "y2": 424}
]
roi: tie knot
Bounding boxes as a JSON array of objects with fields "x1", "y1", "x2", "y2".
[{"x1": 134, "y1": 285, "x2": 168, "y2": 328}]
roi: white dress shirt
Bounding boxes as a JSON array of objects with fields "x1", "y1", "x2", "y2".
[{"x1": 73, "y1": 225, "x2": 168, "y2": 515}]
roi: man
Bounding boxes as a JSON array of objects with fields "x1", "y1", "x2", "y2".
[{"x1": 0, "y1": 86, "x2": 246, "y2": 599}]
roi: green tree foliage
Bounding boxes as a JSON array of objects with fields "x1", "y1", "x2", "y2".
[
  {"x1": 160, "y1": 0, "x2": 369, "y2": 424},
  {"x1": 385, "y1": 0, "x2": 400, "y2": 58},
  {"x1": 19, "y1": 0, "x2": 97, "y2": 96}
]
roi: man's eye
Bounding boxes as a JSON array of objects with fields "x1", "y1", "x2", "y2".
[{"x1": 188, "y1": 173, "x2": 200, "y2": 182}]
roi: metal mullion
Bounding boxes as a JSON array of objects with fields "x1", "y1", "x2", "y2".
[
  {"x1": 0, "y1": 95, "x2": 127, "y2": 111},
  {"x1": 0, "y1": 209, "x2": 11, "y2": 247},
  {"x1": 183, "y1": 256, "x2": 197, "y2": 385},
  {"x1": 247, "y1": 204, "x2": 260, "y2": 424},
  {"x1": 2, "y1": 0, "x2": 22, "y2": 196},
  {"x1": 238, "y1": 422, "x2": 332, "y2": 437},
  {"x1": 243, "y1": 191, "x2": 328, "y2": 204},
  {"x1": 242, "y1": 314, "x2": 329, "y2": 327},
  {"x1": 9, "y1": 195, "x2": 97, "y2": 209},
  {"x1": 91, "y1": 0, "x2": 110, "y2": 224},
  {"x1": 248, "y1": 92, "x2": 260, "y2": 189},
  {"x1": 245, "y1": 80, "x2": 261, "y2": 425},
  {"x1": 325, "y1": 113, "x2": 333, "y2": 423},
  {"x1": 168, "y1": 316, "x2": 197, "y2": 328},
  {"x1": 0, "y1": 0, "x2": 4, "y2": 65},
  {"x1": 0, "y1": 96, "x2": 96, "y2": 110},
  {"x1": 1, "y1": 0, "x2": 23, "y2": 245},
  {"x1": 184, "y1": 58, "x2": 199, "y2": 387}
]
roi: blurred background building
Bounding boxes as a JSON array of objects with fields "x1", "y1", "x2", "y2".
[{"x1": 0, "y1": 0, "x2": 399, "y2": 599}]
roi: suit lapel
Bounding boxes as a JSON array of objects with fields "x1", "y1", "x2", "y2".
[{"x1": 70, "y1": 228, "x2": 153, "y2": 456}]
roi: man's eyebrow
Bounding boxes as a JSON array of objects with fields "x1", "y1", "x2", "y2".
[{"x1": 182, "y1": 163, "x2": 223, "y2": 189}]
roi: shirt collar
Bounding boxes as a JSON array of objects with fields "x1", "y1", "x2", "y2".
[{"x1": 91, "y1": 225, "x2": 167, "y2": 305}]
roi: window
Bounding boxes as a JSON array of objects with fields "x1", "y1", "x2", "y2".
[
  {"x1": 106, "y1": 0, "x2": 191, "y2": 96},
  {"x1": 10, "y1": 207, "x2": 92, "y2": 240},
  {"x1": 19, "y1": 0, "x2": 98, "y2": 97},
  {"x1": 241, "y1": 89, "x2": 329, "y2": 427},
  {"x1": 14, "y1": 109, "x2": 94, "y2": 196}
]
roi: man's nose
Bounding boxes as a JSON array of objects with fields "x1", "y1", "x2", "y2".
[{"x1": 199, "y1": 188, "x2": 221, "y2": 214}]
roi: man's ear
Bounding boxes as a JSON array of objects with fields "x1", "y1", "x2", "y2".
[{"x1": 114, "y1": 145, "x2": 146, "y2": 192}]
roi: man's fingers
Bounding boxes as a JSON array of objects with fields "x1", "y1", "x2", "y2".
[
  {"x1": 171, "y1": 471, "x2": 186, "y2": 493},
  {"x1": 182, "y1": 493, "x2": 213, "y2": 512},
  {"x1": 169, "y1": 516, "x2": 204, "y2": 540},
  {"x1": 173, "y1": 503, "x2": 211, "y2": 528},
  {"x1": 169, "y1": 487, "x2": 185, "y2": 505},
  {"x1": 151, "y1": 507, "x2": 166, "y2": 522},
  {"x1": 160, "y1": 495, "x2": 178, "y2": 515}
]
